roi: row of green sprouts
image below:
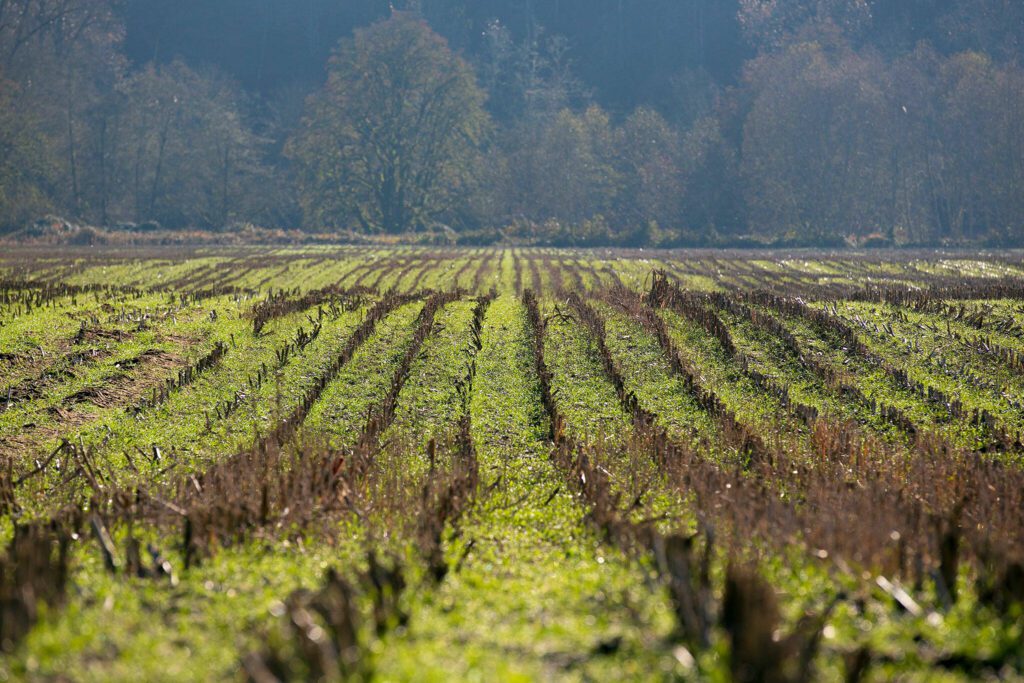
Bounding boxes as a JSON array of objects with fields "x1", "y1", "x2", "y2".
[
  {"x1": 525, "y1": 288, "x2": 846, "y2": 681},
  {"x1": 653, "y1": 272, "x2": 1024, "y2": 450},
  {"x1": 6, "y1": 246, "x2": 1024, "y2": 301},
  {"x1": 532, "y1": 280, "x2": 1024, "y2": 679},
  {"x1": 1, "y1": 268, "x2": 1024, "y2": 679},
  {"x1": 0, "y1": 287, "x2": 496, "y2": 677}
]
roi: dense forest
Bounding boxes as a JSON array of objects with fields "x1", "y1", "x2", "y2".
[{"x1": 1, "y1": 0, "x2": 1022, "y2": 246}]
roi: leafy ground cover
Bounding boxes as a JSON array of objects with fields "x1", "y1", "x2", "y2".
[{"x1": 0, "y1": 247, "x2": 1023, "y2": 681}]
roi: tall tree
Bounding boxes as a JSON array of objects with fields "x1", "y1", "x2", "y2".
[
  {"x1": 0, "y1": 71, "x2": 55, "y2": 228},
  {"x1": 288, "y1": 13, "x2": 489, "y2": 233},
  {"x1": 498, "y1": 105, "x2": 621, "y2": 232},
  {"x1": 0, "y1": 0, "x2": 124, "y2": 224},
  {"x1": 115, "y1": 61, "x2": 267, "y2": 228},
  {"x1": 740, "y1": 40, "x2": 893, "y2": 242},
  {"x1": 615, "y1": 108, "x2": 684, "y2": 239},
  {"x1": 738, "y1": 0, "x2": 873, "y2": 49},
  {"x1": 928, "y1": 52, "x2": 1024, "y2": 241}
]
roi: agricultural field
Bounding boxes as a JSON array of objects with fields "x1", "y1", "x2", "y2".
[{"x1": 0, "y1": 245, "x2": 1023, "y2": 681}]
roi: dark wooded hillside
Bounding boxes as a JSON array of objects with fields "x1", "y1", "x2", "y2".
[{"x1": 1, "y1": 1, "x2": 1022, "y2": 246}]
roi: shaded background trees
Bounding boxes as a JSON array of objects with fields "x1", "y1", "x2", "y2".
[
  {"x1": 1, "y1": 0, "x2": 1023, "y2": 245},
  {"x1": 739, "y1": 41, "x2": 893, "y2": 242},
  {"x1": 288, "y1": 14, "x2": 489, "y2": 234}
]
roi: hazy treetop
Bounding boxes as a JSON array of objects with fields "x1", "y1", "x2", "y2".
[{"x1": 122, "y1": 0, "x2": 1022, "y2": 113}]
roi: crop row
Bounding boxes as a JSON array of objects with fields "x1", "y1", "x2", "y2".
[{"x1": 536, "y1": 285, "x2": 1024, "y2": 678}]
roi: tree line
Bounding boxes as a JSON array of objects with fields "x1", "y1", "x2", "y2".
[{"x1": 1, "y1": 0, "x2": 1022, "y2": 246}]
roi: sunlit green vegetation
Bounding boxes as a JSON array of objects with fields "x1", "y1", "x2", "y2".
[{"x1": 1, "y1": 247, "x2": 1023, "y2": 682}]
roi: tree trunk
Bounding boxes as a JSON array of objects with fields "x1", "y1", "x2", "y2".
[
  {"x1": 148, "y1": 116, "x2": 171, "y2": 220},
  {"x1": 98, "y1": 117, "x2": 108, "y2": 226},
  {"x1": 220, "y1": 144, "x2": 230, "y2": 228}
]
